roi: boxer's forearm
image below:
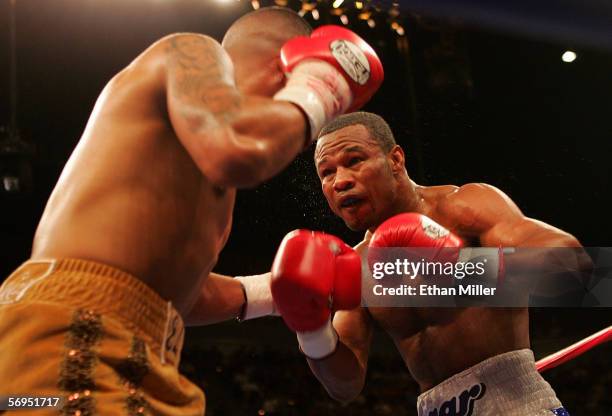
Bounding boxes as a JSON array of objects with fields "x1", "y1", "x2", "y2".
[
  {"x1": 164, "y1": 34, "x2": 309, "y2": 188},
  {"x1": 304, "y1": 308, "x2": 373, "y2": 404},
  {"x1": 184, "y1": 273, "x2": 245, "y2": 326},
  {"x1": 306, "y1": 342, "x2": 367, "y2": 404},
  {"x1": 486, "y1": 220, "x2": 592, "y2": 296},
  {"x1": 215, "y1": 96, "x2": 309, "y2": 187},
  {"x1": 504, "y1": 245, "x2": 593, "y2": 297},
  {"x1": 175, "y1": 96, "x2": 308, "y2": 188}
]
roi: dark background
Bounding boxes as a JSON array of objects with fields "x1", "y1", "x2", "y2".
[{"x1": 0, "y1": 0, "x2": 610, "y2": 414}]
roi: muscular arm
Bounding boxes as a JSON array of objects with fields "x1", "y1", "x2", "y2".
[
  {"x1": 307, "y1": 307, "x2": 374, "y2": 404},
  {"x1": 184, "y1": 273, "x2": 245, "y2": 326},
  {"x1": 450, "y1": 183, "x2": 591, "y2": 292},
  {"x1": 446, "y1": 183, "x2": 581, "y2": 248},
  {"x1": 164, "y1": 34, "x2": 307, "y2": 188},
  {"x1": 305, "y1": 239, "x2": 374, "y2": 403}
]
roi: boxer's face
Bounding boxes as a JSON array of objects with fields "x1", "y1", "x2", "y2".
[{"x1": 315, "y1": 125, "x2": 401, "y2": 231}]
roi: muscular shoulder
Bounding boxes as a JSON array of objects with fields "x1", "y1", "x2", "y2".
[
  {"x1": 148, "y1": 33, "x2": 220, "y2": 57},
  {"x1": 107, "y1": 33, "x2": 227, "y2": 90},
  {"x1": 124, "y1": 33, "x2": 231, "y2": 81},
  {"x1": 418, "y1": 184, "x2": 459, "y2": 200},
  {"x1": 163, "y1": 33, "x2": 239, "y2": 112},
  {"x1": 434, "y1": 183, "x2": 523, "y2": 236},
  {"x1": 160, "y1": 34, "x2": 232, "y2": 73},
  {"x1": 158, "y1": 33, "x2": 221, "y2": 54},
  {"x1": 455, "y1": 183, "x2": 510, "y2": 199},
  {"x1": 450, "y1": 183, "x2": 522, "y2": 217}
]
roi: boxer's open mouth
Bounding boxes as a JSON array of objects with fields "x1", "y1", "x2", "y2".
[{"x1": 339, "y1": 196, "x2": 363, "y2": 208}]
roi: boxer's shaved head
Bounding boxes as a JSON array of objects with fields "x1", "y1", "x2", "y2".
[
  {"x1": 222, "y1": 7, "x2": 311, "y2": 96},
  {"x1": 318, "y1": 112, "x2": 396, "y2": 152},
  {"x1": 222, "y1": 7, "x2": 312, "y2": 53}
]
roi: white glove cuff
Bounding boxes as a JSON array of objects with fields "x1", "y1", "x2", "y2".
[
  {"x1": 274, "y1": 84, "x2": 326, "y2": 144},
  {"x1": 274, "y1": 60, "x2": 351, "y2": 143},
  {"x1": 235, "y1": 273, "x2": 275, "y2": 320},
  {"x1": 297, "y1": 317, "x2": 339, "y2": 359}
]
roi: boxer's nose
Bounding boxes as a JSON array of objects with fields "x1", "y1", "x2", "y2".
[{"x1": 333, "y1": 167, "x2": 355, "y2": 192}]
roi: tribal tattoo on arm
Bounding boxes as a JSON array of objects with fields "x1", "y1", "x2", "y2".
[{"x1": 166, "y1": 35, "x2": 242, "y2": 128}]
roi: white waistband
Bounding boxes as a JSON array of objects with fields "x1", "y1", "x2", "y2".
[{"x1": 417, "y1": 349, "x2": 563, "y2": 416}]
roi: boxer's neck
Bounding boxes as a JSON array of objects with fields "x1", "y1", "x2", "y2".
[
  {"x1": 397, "y1": 178, "x2": 425, "y2": 214},
  {"x1": 368, "y1": 177, "x2": 423, "y2": 233}
]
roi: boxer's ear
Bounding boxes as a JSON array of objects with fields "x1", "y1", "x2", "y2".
[{"x1": 388, "y1": 145, "x2": 405, "y2": 175}]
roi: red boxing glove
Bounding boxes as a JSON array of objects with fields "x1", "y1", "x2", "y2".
[
  {"x1": 370, "y1": 213, "x2": 508, "y2": 290},
  {"x1": 274, "y1": 25, "x2": 384, "y2": 142},
  {"x1": 370, "y1": 213, "x2": 463, "y2": 250},
  {"x1": 271, "y1": 230, "x2": 361, "y2": 331},
  {"x1": 369, "y1": 213, "x2": 464, "y2": 270}
]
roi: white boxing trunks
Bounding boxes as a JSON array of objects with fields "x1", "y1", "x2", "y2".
[{"x1": 417, "y1": 349, "x2": 569, "y2": 416}]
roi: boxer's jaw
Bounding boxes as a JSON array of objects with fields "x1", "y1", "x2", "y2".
[{"x1": 339, "y1": 199, "x2": 373, "y2": 231}]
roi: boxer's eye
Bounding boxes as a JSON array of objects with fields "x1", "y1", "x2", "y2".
[
  {"x1": 320, "y1": 169, "x2": 333, "y2": 178},
  {"x1": 347, "y1": 157, "x2": 362, "y2": 167}
]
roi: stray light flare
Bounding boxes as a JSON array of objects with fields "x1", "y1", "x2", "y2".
[{"x1": 562, "y1": 50, "x2": 577, "y2": 63}]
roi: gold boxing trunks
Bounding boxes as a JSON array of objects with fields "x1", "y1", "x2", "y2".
[{"x1": 0, "y1": 258, "x2": 205, "y2": 415}]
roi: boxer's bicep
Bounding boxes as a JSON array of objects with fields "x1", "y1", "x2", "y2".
[
  {"x1": 164, "y1": 34, "x2": 307, "y2": 187},
  {"x1": 457, "y1": 184, "x2": 580, "y2": 247},
  {"x1": 166, "y1": 33, "x2": 240, "y2": 125},
  {"x1": 165, "y1": 34, "x2": 252, "y2": 185},
  {"x1": 445, "y1": 183, "x2": 524, "y2": 238},
  {"x1": 483, "y1": 217, "x2": 581, "y2": 247}
]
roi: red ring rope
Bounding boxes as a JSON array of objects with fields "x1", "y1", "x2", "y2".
[{"x1": 536, "y1": 326, "x2": 612, "y2": 372}]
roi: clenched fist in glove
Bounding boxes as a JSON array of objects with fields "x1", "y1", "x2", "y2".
[
  {"x1": 271, "y1": 230, "x2": 361, "y2": 359},
  {"x1": 274, "y1": 25, "x2": 384, "y2": 142}
]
